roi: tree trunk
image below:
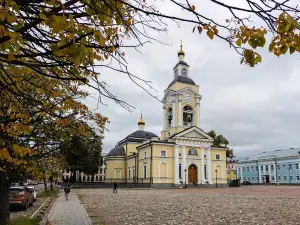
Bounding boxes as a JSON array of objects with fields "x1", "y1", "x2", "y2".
[
  {"x1": 0, "y1": 172, "x2": 11, "y2": 225},
  {"x1": 91, "y1": 173, "x2": 94, "y2": 182},
  {"x1": 50, "y1": 176, "x2": 53, "y2": 190},
  {"x1": 43, "y1": 172, "x2": 47, "y2": 192}
]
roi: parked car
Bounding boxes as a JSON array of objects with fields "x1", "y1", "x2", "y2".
[
  {"x1": 11, "y1": 183, "x2": 20, "y2": 187},
  {"x1": 26, "y1": 186, "x2": 37, "y2": 202},
  {"x1": 242, "y1": 181, "x2": 252, "y2": 185},
  {"x1": 38, "y1": 181, "x2": 44, "y2": 184},
  {"x1": 9, "y1": 187, "x2": 34, "y2": 210},
  {"x1": 29, "y1": 181, "x2": 38, "y2": 185}
]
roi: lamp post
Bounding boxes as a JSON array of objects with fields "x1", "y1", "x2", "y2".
[
  {"x1": 184, "y1": 169, "x2": 187, "y2": 188},
  {"x1": 215, "y1": 169, "x2": 217, "y2": 188}
]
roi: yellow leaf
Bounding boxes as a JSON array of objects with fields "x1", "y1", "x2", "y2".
[{"x1": 8, "y1": 54, "x2": 15, "y2": 61}]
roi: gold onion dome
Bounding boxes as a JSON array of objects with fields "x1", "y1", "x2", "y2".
[
  {"x1": 178, "y1": 40, "x2": 185, "y2": 57},
  {"x1": 138, "y1": 113, "x2": 145, "y2": 125}
]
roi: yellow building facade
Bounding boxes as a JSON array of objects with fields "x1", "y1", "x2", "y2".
[{"x1": 105, "y1": 44, "x2": 228, "y2": 187}]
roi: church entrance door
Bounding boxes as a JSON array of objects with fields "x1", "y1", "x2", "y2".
[{"x1": 188, "y1": 164, "x2": 198, "y2": 184}]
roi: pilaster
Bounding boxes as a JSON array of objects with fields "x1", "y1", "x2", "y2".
[
  {"x1": 174, "y1": 145, "x2": 179, "y2": 184},
  {"x1": 206, "y1": 147, "x2": 212, "y2": 184},
  {"x1": 178, "y1": 95, "x2": 182, "y2": 126},
  {"x1": 200, "y1": 147, "x2": 205, "y2": 184},
  {"x1": 182, "y1": 145, "x2": 187, "y2": 185}
]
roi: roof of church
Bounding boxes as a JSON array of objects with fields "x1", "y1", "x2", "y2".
[
  {"x1": 168, "y1": 76, "x2": 196, "y2": 88},
  {"x1": 238, "y1": 147, "x2": 300, "y2": 162},
  {"x1": 173, "y1": 60, "x2": 189, "y2": 70},
  {"x1": 107, "y1": 146, "x2": 125, "y2": 156}
]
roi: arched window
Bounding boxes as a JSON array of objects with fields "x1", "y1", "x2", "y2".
[
  {"x1": 167, "y1": 107, "x2": 172, "y2": 128},
  {"x1": 160, "y1": 162, "x2": 167, "y2": 178},
  {"x1": 188, "y1": 147, "x2": 198, "y2": 155},
  {"x1": 181, "y1": 68, "x2": 187, "y2": 77},
  {"x1": 183, "y1": 105, "x2": 193, "y2": 126},
  {"x1": 174, "y1": 69, "x2": 178, "y2": 77}
]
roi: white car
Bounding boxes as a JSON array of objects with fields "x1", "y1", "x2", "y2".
[{"x1": 27, "y1": 186, "x2": 37, "y2": 202}]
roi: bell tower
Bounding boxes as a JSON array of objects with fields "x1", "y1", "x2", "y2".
[{"x1": 161, "y1": 41, "x2": 202, "y2": 139}]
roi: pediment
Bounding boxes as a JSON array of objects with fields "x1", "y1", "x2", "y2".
[{"x1": 172, "y1": 127, "x2": 213, "y2": 140}]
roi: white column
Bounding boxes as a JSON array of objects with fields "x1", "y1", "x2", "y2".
[
  {"x1": 206, "y1": 147, "x2": 212, "y2": 184},
  {"x1": 174, "y1": 145, "x2": 179, "y2": 184},
  {"x1": 172, "y1": 100, "x2": 176, "y2": 127},
  {"x1": 182, "y1": 145, "x2": 187, "y2": 185},
  {"x1": 163, "y1": 106, "x2": 166, "y2": 130},
  {"x1": 196, "y1": 102, "x2": 200, "y2": 127},
  {"x1": 240, "y1": 166, "x2": 243, "y2": 182},
  {"x1": 269, "y1": 163, "x2": 272, "y2": 182},
  {"x1": 178, "y1": 96, "x2": 182, "y2": 126},
  {"x1": 258, "y1": 164, "x2": 262, "y2": 183},
  {"x1": 201, "y1": 147, "x2": 205, "y2": 184}
]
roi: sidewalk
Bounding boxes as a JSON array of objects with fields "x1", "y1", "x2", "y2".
[{"x1": 46, "y1": 191, "x2": 92, "y2": 225}]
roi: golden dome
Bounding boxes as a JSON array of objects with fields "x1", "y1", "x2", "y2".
[
  {"x1": 178, "y1": 40, "x2": 185, "y2": 56},
  {"x1": 138, "y1": 113, "x2": 145, "y2": 125}
]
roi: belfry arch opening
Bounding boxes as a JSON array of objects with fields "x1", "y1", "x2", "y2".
[
  {"x1": 183, "y1": 105, "x2": 193, "y2": 126},
  {"x1": 167, "y1": 107, "x2": 173, "y2": 128}
]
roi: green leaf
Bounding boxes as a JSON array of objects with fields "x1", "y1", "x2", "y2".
[
  {"x1": 236, "y1": 39, "x2": 242, "y2": 47},
  {"x1": 289, "y1": 46, "x2": 296, "y2": 55},
  {"x1": 39, "y1": 13, "x2": 47, "y2": 20},
  {"x1": 269, "y1": 42, "x2": 276, "y2": 52},
  {"x1": 280, "y1": 45, "x2": 288, "y2": 54}
]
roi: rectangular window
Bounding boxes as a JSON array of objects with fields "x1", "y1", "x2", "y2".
[
  {"x1": 256, "y1": 166, "x2": 258, "y2": 171},
  {"x1": 290, "y1": 175, "x2": 293, "y2": 181},
  {"x1": 247, "y1": 177, "x2": 250, "y2": 181},
  {"x1": 247, "y1": 167, "x2": 249, "y2": 172},
  {"x1": 161, "y1": 151, "x2": 166, "y2": 157},
  {"x1": 243, "y1": 177, "x2": 246, "y2": 181},
  {"x1": 296, "y1": 175, "x2": 299, "y2": 181},
  {"x1": 277, "y1": 164, "x2": 280, "y2": 170},
  {"x1": 289, "y1": 164, "x2": 292, "y2": 170},
  {"x1": 128, "y1": 170, "x2": 131, "y2": 179},
  {"x1": 266, "y1": 165, "x2": 268, "y2": 172},
  {"x1": 271, "y1": 165, "x2": 274, "y2": 171},
  {"x1": 179, "y1": 164, "x2": 182, "y2": 178},
  {"x1": 238, "y1": 168, "x2": 241, "y2": 173},
  {"x1": 143, "y1": 166, "x2": 147, "y2": 178},
  {"x1": 100, "y1": 168, "x2": 103, "y2": 173},
  {"x1": 251, "y1": 166, "x2": 254, "y2": 171},
  {"x1": 296, "y1": 163, "x2": 299, "y2": 169},
  {"x1": 204, "y1": 165, "x2": 207, "y2": 179},
  {"x1": 284, "y1": 176, "x2": 287, "y2": 180},
  {"x1": 216, "y1": 155, "x2": 220, "y2": 160},
  {"x1": 271, "y1": 176, "x2": 274, "y2": 181},
  {"x1": 256, "y1": 176, "x2": 259, "y2": 181},
  {"x1": 278, "y1": 176, "x2": 280, "y2": 181},
  {"x1": 261, "y1": 166, "x2": 263, "y2": 171},
  {"x1": 95, "y1": 176, "x2": 98, "y2": 181},
  {"x1": 283, "y1": 164, "x2": 286, "y2": 168},
  {"x1": 242, "y1": 167, "x2": 245, "y2": 172},
  {"x1": 100, "y1": 176, "x2": 102, "y2": 181},
  {"x1": 144, "y1": 152, "x2": 147, "y2": 159},
  {"x1": 252, "y1": 176, "x2": 254, "y2": 181}
]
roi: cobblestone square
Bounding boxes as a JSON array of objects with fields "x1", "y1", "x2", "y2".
[{"x1": 75, "y1": 186, "x2": 300, "y2": 225}]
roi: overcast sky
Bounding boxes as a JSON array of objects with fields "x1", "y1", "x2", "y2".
[{"x1": 84, "y1": 0, "x2": 300, "y2": 159}]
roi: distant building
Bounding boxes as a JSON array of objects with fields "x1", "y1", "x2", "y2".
[
  {"x1": 60, "y1": 153, "x2": 107, "y2": 182},
  {"x1": 226, "y1": 158, "x2": 237, "y2": 182},
  {"x1": 236, "y1": 147, "x2": 300, "y2": 184}
]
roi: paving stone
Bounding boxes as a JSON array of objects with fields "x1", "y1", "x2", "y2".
[
  {"x1": 47, "y1": 192, "x2": 92, "y2": 225},
  {"x1": 75, "y1": 186, "x2": 300, "y2": 225}
]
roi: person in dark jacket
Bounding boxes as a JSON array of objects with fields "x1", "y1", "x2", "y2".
[
  {"x1": 64, "y1": 181, "x2": 71, "y2": 200},
  {"x1": 113, "y1": 182, "x2": 118, "y2": 193}
]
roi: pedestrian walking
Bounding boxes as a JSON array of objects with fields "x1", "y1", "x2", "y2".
[
  {"x1": 64, "y1": 181, "x2": 71, "y2": 200},
  {"x1": 113, "y1": 182, "x2": 118, "y2": 193}
]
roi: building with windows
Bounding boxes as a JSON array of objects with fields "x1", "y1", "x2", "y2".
[
  {"x1": 60, "y1": 153, "x2": 107, "y2": 182},
  {"x1": 227, "y1": 158, "x2": 237, "y2": 183},
  {"x1": 236, "y1": 147, "x2": 300, "y2": 184},
  {"x1": 105, "y1": 43, "x2": 229, "y2": 187}
]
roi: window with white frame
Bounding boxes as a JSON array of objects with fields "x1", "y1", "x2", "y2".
[
  {"x1": 271, "y1": 176, "x2": 274, "y2": 180},
  {"x1": 289, "y1": 164, "x2": 292, "y2": 170},
  {"x1": 256, "y1": 176, "x2": 259, "y2": 180},
  {"x1": 296, "y1": 163, "x2": 299, "y2": 169},
  {"x1": 266, "y1": 165, "x2": 268, "y2": 171},
  {"x1": 128, "y1": 169, "x2": 131, "y2": 179},
  {"x1": 252, "y1": 176, "x2": 254, "y2": 181},
  {"x1": 144, "y1": 152, "x2": 147, "y2": 159},
  {"x1": 247, "y1": 167, "x2": 249, "y2": 172},
  {"x1": 290, "y1": 175, "x2": 293, "y2": 181},
  {"x1": 277, "y1": 164, "x2": 280, "y2": 170},
  {"x1": 161, "y1": 151, "x2": 166, "y2": 157},
  {"x1": 284, "y1": 176, "x2": 287, "y2": 180},
  {"x1": 271, "y1": 165, "x2": 274, "y2": 170},
  {"x1": 251, "y1": 166, "x2": 254, "y2": 171},
  {"x1": 247, "y1": 177, "x2": 250, "y2": 181},
  {"x1": 296, "y1": 175, "x2": 299, "y2": 181},
  {"x1": 278, "y1": 176, "x2": 280, "y2": 181},
  {"x1": 143, "y1": 166, "x2": 147, "y2": 178},
  {"x1": 261, "y1": 165, "x2": 263, "y2": 171},
  {"x1": 242, "y1": 167, "x2": 245, "y2": 172},
  {"x1": 216, "y1": 154, "x2": 220, "y2": 160}
]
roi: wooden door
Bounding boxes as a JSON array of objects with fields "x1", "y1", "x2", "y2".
[{"x1": 188, "y1": 165, "x2": 198, "y2": 184}]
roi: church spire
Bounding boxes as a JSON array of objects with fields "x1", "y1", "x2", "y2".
[
  {"x1": 138, "y1": 112, "x2": 145, "y2": 131},
  {"x1": 177, "y1": 40, "x2": 185, "y2": 61}
]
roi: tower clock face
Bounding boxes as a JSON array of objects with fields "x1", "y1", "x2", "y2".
[{"x1": 185, "y1": 93, "x2": 191, "y2": 100}]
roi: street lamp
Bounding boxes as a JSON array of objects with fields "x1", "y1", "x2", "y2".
[
  {"x1": 215, "y1": 169, "x2": 217, "y2": 188},
  {"x1": 184, "y1": 169, "x2": 187, "y2": 188}
]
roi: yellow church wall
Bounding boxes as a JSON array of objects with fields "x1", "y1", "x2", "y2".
[
  {"x1": 105, "y1": 158, "x2": 126, "y2": 183},
  {"x1": 137, "y1": 145, "x2": 151, "y2": 180},
  {"x1": 210, "y1": 148, "x2": 227, "y2": 184},
  {"x1": 125, "y1": 143, "x2": 140, "y2": 156},
  {"x1": 168, "y1": 82, "x2": 199, "y2": 94},
  {"x1": 126, "y1": 156, "x2": 136, "y2": 183}
]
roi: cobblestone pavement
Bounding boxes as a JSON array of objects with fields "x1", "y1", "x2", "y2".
[
  {"x1": 75, "y1": 186, "x2": 300, "y2": 225},
  {"x1": 47, "y1": 191, "x2": 92, "y2": 225},
  {"x1": 10, "y1": 197, "x2": 47, "y2": 219}
]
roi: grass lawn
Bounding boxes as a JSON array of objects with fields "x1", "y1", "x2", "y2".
[
  {"x1": 9, "y1": 217, "x2": 40, "y2": 225},
  {"x1": 37, "y1": 189, "x2": 56, "y2": 198}
]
